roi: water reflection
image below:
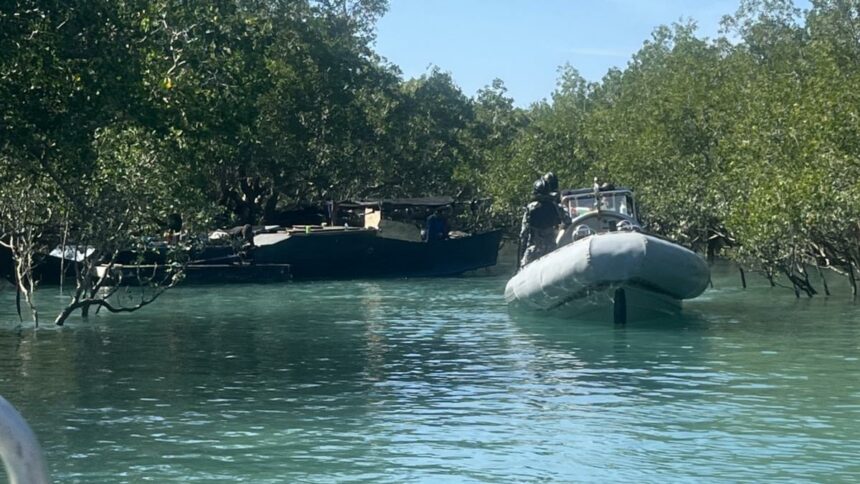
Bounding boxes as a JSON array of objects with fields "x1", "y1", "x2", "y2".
[
  {"x1": 505, "y1": 303, "x2": 860, "y2": 481},
  {"x1": 0, "y1": 275, "x2": 859, "y2": 482},
  {"x1": 508, "y1": 309, "x2": 719, "y2": 416}
]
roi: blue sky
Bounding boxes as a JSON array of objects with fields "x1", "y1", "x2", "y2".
[{"x1": 374, "y1": 0, "x2": 809, "y2": 106}]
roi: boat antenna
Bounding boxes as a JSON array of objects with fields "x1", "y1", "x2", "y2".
[{"x1": 592, "y1": 177, "x2": 600, "y2": 211}]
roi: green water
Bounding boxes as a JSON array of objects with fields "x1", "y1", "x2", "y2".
[{"x1": 1, "y1": 264, "x2": 859, "y2": 482}]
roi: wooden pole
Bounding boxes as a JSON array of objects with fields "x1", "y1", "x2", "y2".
[
  {"x1": 15, "y1": 275, "x2": 22, "y2": 323},
  {"x1": 613, "y1": 288, "x2": 627, "y2": 325},
  {"x1": 817, "y1": 265, "x2": 830, "y2": 297},
  {"x1": 59, "y1": 212, "x2": 69, "y2": 293},
  {"x1": 850, "y1": 263, "x2": 857, "y2": 300}
]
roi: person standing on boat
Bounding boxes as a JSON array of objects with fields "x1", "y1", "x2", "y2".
[
  {"x1": 542, "y1": 171, "x2": 572, "y2": 228},
  {"x1": 238, "y1": 223, "x2": 255, "y2": 264},
  {"x1": 519, "y1": 178, "x2": 565, "y2": 268},
  {"x1": 424, "y1": 207, "x2": 450, "y2": 242},
  {"x1": 164, "y1": 213, "x2": 183, "y2": 245}
]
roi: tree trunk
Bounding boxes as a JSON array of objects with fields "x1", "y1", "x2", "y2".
[
  {"x1": 12, "y1": 242, "x2": 39, "y2": 326},
  {"x1": 15, "y1": 282, "x2": 21, "y2": 322},
  {"x1": 817, "y1": 265, "x2": 830, "y2": 297},
  {"x1": 263, "y1": 192, "x2": 280, "y2": 224},
  {"x1": 707, "y1": 236, "x2": 717, "y2": 263},
  {"x1": 54, "y1": 302, "x2": 83, "y2": 326}
]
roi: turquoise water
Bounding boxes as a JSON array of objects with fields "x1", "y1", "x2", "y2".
[{"x1": 1, "y1": 264, "x2": 859, "y2": 482}]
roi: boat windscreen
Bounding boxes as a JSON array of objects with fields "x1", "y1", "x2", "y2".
[{"x1": 565, "y1": 192, "x2": 635, "y2": 218}]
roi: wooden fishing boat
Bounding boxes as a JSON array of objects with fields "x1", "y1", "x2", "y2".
[
  {"x1": 252, "y1": 198, "x2": 503, "y2": 279},
  {"x1": 3, "y1": 198, "x2": 503, "y2": 285}
]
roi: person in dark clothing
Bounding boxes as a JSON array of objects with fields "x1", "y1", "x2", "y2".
[
  {"x1": 241, "y1": 224, "x2": 254, "y2": 246},
  {"x1": 519, "y1": 178, "x2": 567, "y2": 268},
  {"x1": 238, "y1": 224, "x2": 255, "y2": 264},
  {"x1": 164, "y1": 213, "x2": 183, "y2": 244},
  {"x1": 541, "y1": 171, "x2": 572, "y2": 227},
  {"x1": 542, "y1": 171, "x2": 559, "y2": 194},
  {"x1": 424, "y1": 207, "x2": 450, "y2": 242}
]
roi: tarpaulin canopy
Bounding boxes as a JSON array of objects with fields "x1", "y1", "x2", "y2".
[{"x1": 337, "y1": 197, "x2": 455, "y2": 210}]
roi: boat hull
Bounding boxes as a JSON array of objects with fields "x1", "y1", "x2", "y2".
[
  {"x1": 96, "y1": 263, "x2": 291, "y2": 286},
  {"x1": 253, "y1": 229, "x2": 504, "y2": 279},
  {"x1": 505, "y1": 231, "x2": 709, "y2": 322}
]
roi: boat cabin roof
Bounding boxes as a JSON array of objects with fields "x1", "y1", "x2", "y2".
[{"x1": 338, "y1": 197, "x2": 454, "y2": 210}]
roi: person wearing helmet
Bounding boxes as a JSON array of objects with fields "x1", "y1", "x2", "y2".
[
  {"x1": 518, "y1": 176, "x2": 566, "y2": 268},
  {"x1": 542, "y1": 172, "x2": 559, "y2": 193},
  {"x1": 542, "y1": 171, "x2": 571, "y2": 228}
]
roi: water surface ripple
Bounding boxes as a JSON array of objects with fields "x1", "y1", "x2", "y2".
[{"x1": 1, "y1": 266, "x2": 859, "y2": 482}]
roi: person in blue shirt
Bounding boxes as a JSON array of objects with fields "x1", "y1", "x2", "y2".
[{"x1": 425, "y1": 207, "x2": 450, "y2": 242}]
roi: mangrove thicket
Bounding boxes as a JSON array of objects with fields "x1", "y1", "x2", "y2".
[{"x1": 1, "y1": 0, "x2": 858, "y2": 324}]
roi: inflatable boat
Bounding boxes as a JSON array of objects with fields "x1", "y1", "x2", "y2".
[{"x1": 505, "y1": 186, "x2": 710, "y2": 323}]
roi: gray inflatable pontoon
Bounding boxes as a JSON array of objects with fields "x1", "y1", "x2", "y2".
[{"x1": 505, "y1": 187, "x2": 710, "y2": 323}]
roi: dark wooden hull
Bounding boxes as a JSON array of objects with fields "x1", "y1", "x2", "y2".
[
  {"x1": 1, "y1": 246, "x2": 80, "y2": 286},
  {"x1": 252, "y1": 230, "x2": 504, "y2": 279},
  {"x1": 0, "y1": 245, "x2": 11, "y2": 284},
  {"x1": 3, "y1": 230, "x2": 503, "y2": 284},
  {"x1": 1, "y1": 245, "x2": 252, "y2": 286},
  {"x1": 101, "y1": 263, "x2": 291, "y2": 286}
]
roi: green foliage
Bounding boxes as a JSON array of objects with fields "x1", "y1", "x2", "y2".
[
  {"x1": 487, "y1": 0, "x2": 860, "y2": 294},
  {"x1": 2, "y1": 0, "x2": 859, "y2": 308},
  {"x1": 382, "y1": 68, "x2": 475, "y2": 198}
]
